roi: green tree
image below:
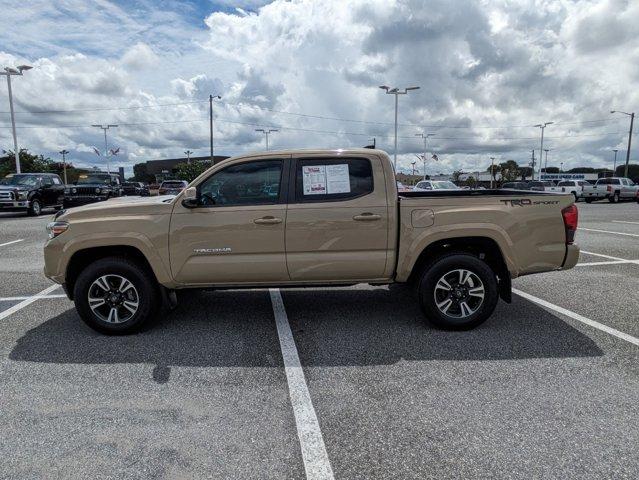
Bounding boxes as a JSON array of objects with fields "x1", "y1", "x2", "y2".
[
  {"x1": 0, "y1": 149, "x2": 54, "y2": 177},
  {"x1": 132, "y1": 162, "x2": 155, "y2": 183},
  {"x1": 486, "y1": 163, "x2": 501, "y2": 182},
  {"x1": 499, "y1": 160, "x2": 520, "y2": 181},
  {"x1": 175, "y1": 161, "x2": 209, "y2": 182},
  {"x1": 614, "y1": 163, "x2": 639, "y2": 180},
  {"x1": 519, "y1": 167, "x2": 533, "y2": 180}
]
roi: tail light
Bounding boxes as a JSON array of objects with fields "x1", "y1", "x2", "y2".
[
  {"x1": 561, "y1": 204, "x2": 578, "y2": 244},
  {"x1": 607, "y1": 185, "x2": 612, "y2": 193}
]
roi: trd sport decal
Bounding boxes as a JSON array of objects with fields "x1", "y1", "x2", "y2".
[{"x1": 499, "y1": 199, "x2": 560, "y2": 206}]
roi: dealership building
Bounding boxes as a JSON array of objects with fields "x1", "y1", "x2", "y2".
[{"x1": 142, "y1": 155, "x2": 229, "y2": 182}]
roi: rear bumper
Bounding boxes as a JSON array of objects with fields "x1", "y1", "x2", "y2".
[{"x1": 562, "y1": 244, "x2": 580, "y2": 270}]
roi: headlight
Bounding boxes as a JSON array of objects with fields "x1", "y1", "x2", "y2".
[
  {"x1": 17, "y1": 191, "x2": 28, "y2": 200},
  {"x1": 71, "y1": 188, "x2": 77, "y2": 194},
  {"x1": 64, "y1": 188, "x2": 70, "y2": 194},
  {"x1": 46, "y1": 221, "x2": 69, "y2": 239},
  {"x1": 95, "y1": 187, "x2": 101, "y2": 194}
]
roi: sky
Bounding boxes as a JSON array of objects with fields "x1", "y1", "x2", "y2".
[{"x1": 0, "y1": 0, "x2": 638, "y2": 177}]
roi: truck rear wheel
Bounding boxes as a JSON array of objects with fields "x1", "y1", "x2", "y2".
[
  {"x1": 608, "y1": 192, "x2": 619, "y2": 203},
  {"x1": 417, "y1": 253, "x2": 499, "y2": 330},
  {"x1": 73, "y1": 257, "x2": 160, "y2": 335}
]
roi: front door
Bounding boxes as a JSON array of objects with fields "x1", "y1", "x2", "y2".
[
  {"x1": 169, "y1": 157, "x2": 290, "y2": 285},
  {"x1": 285, "y1": 154, "x2": 390, "y2": 282}
]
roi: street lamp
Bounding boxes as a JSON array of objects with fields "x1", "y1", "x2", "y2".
[
  {"x1": 91, "y1": 124, "x2": 118, "y2": 174},
  {"x1": 612, "y1": 149, "x2": 619, "y2": 175},
  {"x1": 209, "y1": 94, "x2": 222, "y2": 161},
  {"x1": 184, "y1": 150, "x2": 193, "y2": 164},
  {"x1": 560, "y1": 162, "x2": 564, "y2": 173},
  {"x1": 543, "y1": 148, "x2": 550, "y2": 174},
  {"x1": 611, "y1": 110, "x2": 634, "y2": 177},
  {"x1": 255, "y1": 129, "x2": 278, "y2": 151},
  {"x1": 59, "y1": 149, "x2": 69, "y2": 184},
  {"x1": 490, "y1": 157, "x2": 496, "y2": 189},
  {"x1": 380, "y1": 85, "x2": 420, "y2": 171},
  {"x1": 415, "y1": 132, "x2": 434, "y2": 180},
  {"x1": 534, "y1": 122, "x2": 553, "y2": 180},
  {"x1": 1, "y1": 64, "x2": 32, "y2": 173}
]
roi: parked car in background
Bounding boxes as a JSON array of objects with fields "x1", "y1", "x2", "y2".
[
  {"x1": 158, "y1": 180, "x2": 188, "y2": 195},
  {"x1": 396, "y1": 181, "x2": 410, "y2": 192},
  {"x1": 501, "y1": 181, "x2": 531, "y2": 190},
  {"x1": 413, "y1": 180, "x2": 462, "y2": 191},
  {"x1": 582, "y1": 177, "x2": 639, "y2": 203},
  {"x1": 63, "y1": 172, "x2": 122, "y2": 208},
  {"x1": 0, "y1": 173, "x2": 65, "y2": 216},
  {"x1": 546, "y1": 180, "x2": 589, "y2": 201},
  {"x1": 122, "y1": 182, "x2": 150, "y2": 196},
  {"x1": 528, "y1": 180, "x2": 554, "y2": 191}
]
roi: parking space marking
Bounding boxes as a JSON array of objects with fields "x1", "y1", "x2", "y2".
[
  {"x1": 578, "y1": 250, "x2": 639, "y2": 266},
  {"x1": 576, "y1": 260, "x2": 632, "y2": 267},
  {"x1": 612, "y1": 220, "x2": 639, "y2": 225},
  {"x1": 513, "y1": 288, "x2": 639, "y2": 347},
  {"x1": 0, "y1": 239, "x2": 23, "y2": 248},
  {"x1": 0, "y1": 284, "x2": 61, "y2": 321},
  {"x1": 580, "y1": 250, "x2": 627, "y2": 261},
  {"x1": 581, "y1": 227, "x2": 639, "y2": 238},
  {"x1": 269, "y1": 288, "x2": 334, "y2": 480},
  {"x1": 0, "y1": 294, "x2": 67, "y2": 302}
]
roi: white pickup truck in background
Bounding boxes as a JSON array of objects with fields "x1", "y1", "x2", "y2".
[
  {"x1": 582, "y1": 177, "x2": 639, "y2": 203},
  {"x1": 546, "y1": 180, "x2": 590, "y2": 201}
]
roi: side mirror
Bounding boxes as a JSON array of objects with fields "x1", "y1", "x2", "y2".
[{"x1": 181, "y1": 186, "x2": 198, "y2": 208}]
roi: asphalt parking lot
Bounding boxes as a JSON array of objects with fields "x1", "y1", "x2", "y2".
[{"x1": 1, "y1": 201, "x2": 638, "y2": 479}]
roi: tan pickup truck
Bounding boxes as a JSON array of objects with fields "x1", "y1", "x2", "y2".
[{"x1": 44, "y1": 149, "x2": 579, "y2": 334}]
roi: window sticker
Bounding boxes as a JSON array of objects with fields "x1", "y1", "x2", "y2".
[
  {"x1": 302, "y1": 164, "x2": 351, "y2": 195},
  {"x1": 326, "y1": 164, "x2": 350, "y2": 194},
  {"x1": 302, "y1": 165, "x2": 327, "y2": 195}
]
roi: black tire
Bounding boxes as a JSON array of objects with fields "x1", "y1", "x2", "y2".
[
  {"x1": 572, "y1": 192, "x2": 578, "y2": 202},
  {"x1": 73, "y1": 256, "x2": 160, "y2": 335},
  {"x1": 585, "y1": 198, "x2": 593, "y2": 204},
  {"x1": 27, "y1": 198, "x2": 42, "y2": 216},
  {"x1": 608, "y1": 192, "x2": 619, "y2": 203},
  {"x1": 418, "y1": 252, "x2": 499, "y2": 330}
]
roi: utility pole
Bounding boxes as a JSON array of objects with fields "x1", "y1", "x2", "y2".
[
  {"x1": 255, "y1": 129, "x2": 278, "y2": 150},
  {"x1": 184, "y1": 150, "x2": 193, "y2": 165},
  {"x1": 59, "y1": 149, "x2": 69, "y2": 184},
  {"x1": 415, "y1": 132, "x2": 434, "y2": 180},
  {"x1": 560, "y1": 162, "x2": 564, "y2": 173},
  {"x1": 611, "y1": 110, "x2": 634, "y2": 177},
  {"x1": 91, "y1": 124, "x2": 118, "y2": 174},
  {"x1": 530, "y1": 150, "x2": 536, "y2": 180},
  {"x1": 1, "y1": 64, "x2": 32, "y2": 173},
  {"x1": 612, "y1": 149, "x2": 618, "y2": 175},
  {"x1": 490, "y1": 157, "x2": 495, "y2": 189},
  {"x1": 209, "y1": 94, "x2": 221, "y2": 162},
  {"x1": 411, "y1": 161, "x2": 416, "y2": 176},
  {"x1": 379, "y1": 85, "x2": 420, "y2": 171},
  {"x1": 534, "y1": 122, "x2": 553, "y2": 180}
]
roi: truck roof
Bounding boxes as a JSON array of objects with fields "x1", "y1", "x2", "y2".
[{"x1": 224, "y1": 148, "x2": 388, "y2": 161}]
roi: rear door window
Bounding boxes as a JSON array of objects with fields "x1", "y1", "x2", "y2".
[{"x1": 294, "y1": 157, "x2": 373, "y2": 202}]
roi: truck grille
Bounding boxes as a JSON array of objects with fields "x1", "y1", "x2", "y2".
[
  {"x1": 0, "y1": 191, "x2": 14, "y2": 201},
  {"x1": 72, "y1": 186, "x2": 98, "y2": 195}
]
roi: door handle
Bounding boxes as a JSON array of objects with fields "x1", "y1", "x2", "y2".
[
  {"x1": 254, "y1": 216, "x2": 283, "y2": 225},
  {"x1": 353, "y1": 213, "x2": 381, "y2": 221}
]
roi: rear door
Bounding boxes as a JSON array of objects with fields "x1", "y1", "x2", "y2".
[
  {"x1": 169, "y1": 156, "x2": 290, "y2": 285},
  {"x1": 285, "y1": 154, "x2": 390, "y2": 281}
]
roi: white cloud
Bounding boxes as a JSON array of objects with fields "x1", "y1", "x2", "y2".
[{"x1": 121, "y1": 43, "x2": 159, "y2": 70}]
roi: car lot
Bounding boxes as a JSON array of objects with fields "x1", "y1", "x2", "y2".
[{"x1": 1, "y1": 202, "x2": 638, "y2": 479}]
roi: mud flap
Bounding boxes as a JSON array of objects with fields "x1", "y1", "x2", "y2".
[{"x1": 498, "y1": 274, "x2": 512, "y2": 303}]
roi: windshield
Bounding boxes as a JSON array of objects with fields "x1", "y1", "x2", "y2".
[
  {"x1": 432, "y1": 181, "x2": 458, "y2": 190},
  {"x1": 76, "y1": 174, "x2": 112, "y2": 184},
  {"x1": 0, "y1": 174, "x2": 39, "y2": 187}
]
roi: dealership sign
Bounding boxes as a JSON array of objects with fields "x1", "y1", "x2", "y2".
[{"x1": 540, "y1": 173, "x2": 598, "y2": 181}]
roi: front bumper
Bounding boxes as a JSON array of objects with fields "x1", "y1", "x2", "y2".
[
  {"x1": 0, "y1": 200, "x2": 30, "y2": 211},
  {"x1": 63, "y1": 196, "x2": 108, "y2": 207},
  {"x1": 562, "y1": 244, "x2": 580, "y2": 269}
]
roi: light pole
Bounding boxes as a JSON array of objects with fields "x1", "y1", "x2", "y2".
[
  {"x1": 534, "y1": 122, "x2": 553, "y2": 180},
  {"x1": 379, "y1": 85, "x2": 420, "y2": 172},
  {"x1": 91, "y1": 124, "x2": 118, "y2": 174},
  {"x1": 611, "y1": 110, "x2": 634, "y2": 177},
  {"x1": 560, "y1": 162, "x2": 563, "y2": 173},
  {"x1": 411, "y1": 161, "x2": 416, "y2": 176},
  {"x1": 415, "y1": 132, "x2": 434, "y2": 180},
  {"x1": 209, "y1": 94, "x2": 221, "y2": 161},
  {"x1": 59, "y1": 149, "x2": 69, "y2": 184},
  {"x1": 1, "y1": 65, "x2": 32, "y2": 173},
  {"x1": 184, "y1": 150, "x2": 193, "y2": 164},
  {"x1": 612, "y1": 149, "x2": 618, "y2": 175},
  {"x1": 543, "y1": 148, "x2": 550, "y2": 174},
  {"x1": 490, "y1": 157, "x2": 495, "y2": 189},
  {"x1": 255, "y1": 129, "x2": 278, "y2": 151}
]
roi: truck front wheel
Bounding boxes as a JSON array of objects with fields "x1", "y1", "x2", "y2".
[
  {"x1": 73, "y1": 257, "x2": 160, "y2": 334},
  {"x1": 418, "y1": 253, "x2": 499, "y2": 330}
]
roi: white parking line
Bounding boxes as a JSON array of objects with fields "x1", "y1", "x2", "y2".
[
  {"x1": 580, "y1": 250, "x2": 626, "y2": 261},
  {"x1": 269, "y1": 288, "x2": 334, "y2": 480},
  {"x1": 0, "y1": 284, "x2": 61, "y2": 321},
  {"x1": 0, "y1": 294, "x2": 67, "y2": 302},
  {"x1": 513, "y1": 288, "x2": 639, "y2": 347},
  {"x1": 612, "y1": 220, "x2": 639, "y2": 225},
  {"x1": 0, "y1": 239, "x2": 23, "y2": 248},
  {"x1": 576, "y1": 260, "x2": 631, "y2": 267},
  {"x1": 581, "y1": 227, "x2": 639, "y2": 237}
]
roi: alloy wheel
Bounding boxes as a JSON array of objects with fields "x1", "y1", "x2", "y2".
[
  {"x1": 87, "y1": 274, "x2": 139, "y2": 323},
  {"x1": 433, "y1": 269, "x2": 485, "y2": 318}
]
